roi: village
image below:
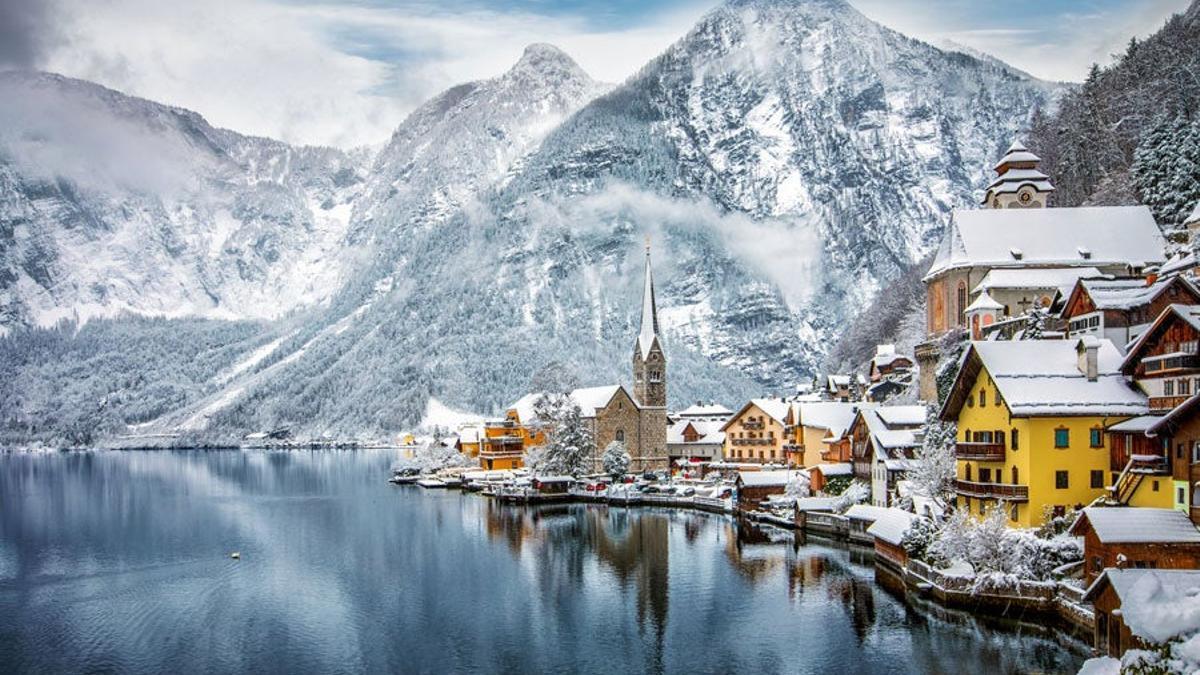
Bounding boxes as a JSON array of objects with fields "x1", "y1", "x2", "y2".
[{"x1": 388, "y1": 143, "x2": 1200, "y2": 673}]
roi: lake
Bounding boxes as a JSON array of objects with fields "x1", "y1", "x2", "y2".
[{"x1": 0, "y1": 450, "x2": 1086, "y2": 674}]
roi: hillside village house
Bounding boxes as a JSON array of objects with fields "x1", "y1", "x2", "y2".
[
  {"x1": 1084, "y1": 568, "x2": 1200, "y2": 660},
  {"x1": 846, "y1": 406, "x2": 925, "y2": 507},
  {"x1": 478, "y1": 404, "x2": 546, "y2": 470},
  {"x1": 666, "y1": 418, "x2": 726, "y2": 472},
  {"x1": 722, "y1": 399, "x2": 790, "y2": 464},
  {"x1": 941, "y1": 338, "x2": 1148, "y2": 527},
  {"x1": 1069, "y1": 507, "x2": 1200, "y2": 586},
  {"x1": 1061, "y1": 275, "x2": 1200, "y2": 352},
  {"x1": 734, "y1": 470, "x2": 794, "y2": 511},
  {"x1": 1142, "y1": 395, "x2": 1200, "y2": 524},
  {"x1": 787, "y1": 401, "x2": 866, "y2": 469},
  {"x1": 915, "y1": 142, "x2": 1166, "y2": 400}
]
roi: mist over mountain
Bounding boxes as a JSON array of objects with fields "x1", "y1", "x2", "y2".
[{"x1": 0, "y1": 0, "x2": 1060, "y2": 445}]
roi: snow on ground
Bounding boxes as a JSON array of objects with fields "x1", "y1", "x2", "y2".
[
  {"x1": 1075, "y1": 657, "x2": 1119, "y2": 675},
  {"x1": 215, "y1": 334, "x2": 291, "y2": 385},
  {"x1": 420, "y1": 398, "x2": 485, "y2": 430}
]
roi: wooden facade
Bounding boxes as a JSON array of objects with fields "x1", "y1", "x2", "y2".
[
  {"x1": 1072, "y1": 515, "x2": 1200, "y2": 586},
  {"x1": 1121, "y1": 306, "x2": 1200, "y2": 413},
  {"x1": 1062, "y1": 276, "x2": 1200, "y2": 336},
  {"x1": 1089, "y1": 580, "x2": 1138, "y2": 659}
]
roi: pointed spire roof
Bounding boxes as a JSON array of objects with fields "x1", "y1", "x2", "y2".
[{"x1": 636, "y1": 243, "x2": 661, "y2": 360}]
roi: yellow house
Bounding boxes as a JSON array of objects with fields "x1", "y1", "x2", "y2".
[
  {"x1": 791, "y1": 401, "x2": 870, "y2": 468},
  {"x1": 455, "y1": 426, "x2": 483, "y2": 458},
  {"x1": 721, "y1": 398, "x2": 790, "y2": 464},
  {"x1": 478, "y1": 403, "x2": 548, "y2": 471},
  {"x1": 941, "y1": 338, "x2": 1149, "y2": 527}
]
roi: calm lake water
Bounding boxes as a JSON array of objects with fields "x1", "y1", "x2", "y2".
[{"x1": 0, "y1": 450, "x2": 1086, "y2": 674}]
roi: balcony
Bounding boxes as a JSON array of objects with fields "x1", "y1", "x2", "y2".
[
  {"x1": 487, "y1": 435, "x2": 523, "y2": 445},
  {"x1": 742, "y1": 421, "x2": 764, "y2": 430},
  {"x1": 955, "y1": 442, "x2": 1006, "y2": 462},
  {"x1": 1128, "y1": 454, "x2": 1169, "y2": 475},
  {"x1": 1149, "y1": 395, "x2": 1191, "y2": 412},
  {"x1": 956, "y1": 479, "x2": 1029, "y2": 502}
]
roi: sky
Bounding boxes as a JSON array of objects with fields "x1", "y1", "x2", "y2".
[{"x1": 0, "y1": 0, "x2": 1191, "y2": 148}]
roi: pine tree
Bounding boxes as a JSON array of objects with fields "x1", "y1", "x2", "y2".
[{"x1": 601, "y1": 440, "x2": 631, "y2": 479}]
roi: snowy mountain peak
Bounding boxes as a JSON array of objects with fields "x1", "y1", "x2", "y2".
[{"x1": 511, "y1": 43, "x2": 590, "y2": 79}]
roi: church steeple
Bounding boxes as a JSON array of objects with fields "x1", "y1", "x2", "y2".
[
  {"x1": 633, "y1": 243, "x2": 666, "y2": 409},
  {"x1": 983, "y1": 140, "x2": 1055, "y2": 208}
]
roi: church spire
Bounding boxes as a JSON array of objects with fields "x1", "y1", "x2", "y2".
[{"x1": 636, "y1": 241, "x2": 661, "y2": 360}]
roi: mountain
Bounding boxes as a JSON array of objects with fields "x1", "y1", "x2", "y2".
[
  {"x1": 0, "y1": 71, "x2": 370, "y2": 330},
  {"x1": 0, "y1": 0, "x2": 1060, "y2": 444}
]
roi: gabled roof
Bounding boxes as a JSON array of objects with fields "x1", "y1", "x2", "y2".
[
  {"x1": 812, "y1": 463, "x2": 853, "y2": 477},
  {"x1": 866, "y1": 509, "x2": 918, "y2": 546},
  {"x1": 876, "y1": 406, "x2": 927, "y2": 427},
  {"x1": 941, "y1": 339, "x2": 1147, "y2": 420},
  {"x1": 1083, "y1": 569, "x2": 1200, "y2": 644},
  {"x1": 1065, "y1": 275, "x2": 1200, "y2": 317},
  {"x1": 1121, "y1": 304, "x2": 1200, "y2": 374},
  {"x1": 974, "y1": 267, "x2": 1103, "y2": 297},
  {"x1": 507, "y1": 385, "x2": 633, "y2": 423},
  {"x1": 736, "y1": 470, "x2": 794, "y2": 488},
  {"x1": 965, "y1": 290, "x2": 1004, "y2": 312},
  {"x1": 925, "y1": 206, "x2": 1165, "y2": 280},
  {"x1": 721, "y1": 398, "x2": 791, "y2": 431},
  {"x1": 797, "y1": 401, "x2": 866, "y2": 437},
  {"x1": 676, "y1": 403, "x2": 732, "y2": 418},
  {"x1": 1070, "y1": 507, "x2": 1200, "y2": 544},
  {"x1": 667, "y1": 419, "x2": 726, "y2": 445},
  {"x1": 992, "y1": 140, "x2": 1041, "y2": 171},
  {"x1": 844, "y1": 504, "x2": 892, "y2": 522}
]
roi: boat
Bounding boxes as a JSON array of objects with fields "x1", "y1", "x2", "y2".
[
  {"x1": 389, "y1": 467, "x2": 421, "y2": 484},
  {"x1": 416, "y1": 477, "x2": 447, "y2": 488}
]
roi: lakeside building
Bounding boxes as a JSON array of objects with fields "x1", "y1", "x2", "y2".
[
  {"x1": 666, "y1": 418, "x2": 725, "y2": 472},
  {"x1": 786, "y1": 401, "x2": 867, "y2": 469},
  {"x1": 721, "y1": 398, "x2": 791, "y2": 464},
  {"x1": 1084, "y1": 568, "x2": 1200, "y2": 660},
  {"x1": 915, "y1": 142, "x2": 1167, "y2": 400},
  {"x1": 1069, "y1": 507, "x2": 1200, "y2": 586},
  {"x1": 1141, "y1": 395, "x2": 1200, "y2": 524},
  {"x1": 940, "y1": 338, "x2": 1148, "y2": 526},
  {"x1": 846, "y1": 406, "x2": 925, "y2": 507}
]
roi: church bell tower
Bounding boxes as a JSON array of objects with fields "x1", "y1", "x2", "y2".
[{"x1": 633, "y1": 244, "x2": 666, "y2": 409}]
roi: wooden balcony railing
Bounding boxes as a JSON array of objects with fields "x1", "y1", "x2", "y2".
[
  {"x1": 742, "y1": 421, "x2": 765, "y2": 430},
  {"x1": 1150, "y1": 395, "x2": 1190, "y2": 412},
  {"x1": 956, "y1": 479, "x2": 1029, "y2": 502},
  {"x1": 955, "y1": 442, "x2": 1006, "y2": 462}
]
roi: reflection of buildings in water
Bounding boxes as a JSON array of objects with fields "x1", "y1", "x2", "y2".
[{"x1": 725, "y1": 522, "x2": 790, "y2": 583}]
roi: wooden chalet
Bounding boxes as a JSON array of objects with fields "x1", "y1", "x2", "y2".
[
  {"x1": 1120, "y1": 304, "x2": 1200, "y2": 414},
  {"x1": 1062, "y1": 275, "x2": 1200, "y2": 351},
  {"x1": 1069, "y1": 507, "x2": 1200, "y2": 586},
  {"x1": 735, "y1": 470, "x2": 794, "y2": 512},
  {"x1": 1084, "y1": 568, "x2": 1200, "y2": 659},
  {"x1": 1145, "y1": 396, "x2": 1200, "y2": 525}
]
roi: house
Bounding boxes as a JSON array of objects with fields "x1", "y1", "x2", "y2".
[
  {"x1": 735, "y1": 470, "x2": 795, "y2": 511},
  {"x1": 845, "y1": 504, "x2": 893, "y2": 545},
  {"x1": 1084, "y1": 568, "x2": 1200, "y2": 659},
  {"x1": 1103, "y1": 414, "x2": 1173, "y2": 509},
  {"x1": 1061, "y1": 275, "x2": 1200, "y2": 351},
  {"x1": 1120, "y1": 304, "x2": 1200, "y2": 414},
  {"x1": 866, "y1": 508, "x2": 918, "y2": 569},
  {"x1": 810, "y1": 463, "x2": 853, "y2": 494},
  {"x1": 1069, "y1": 507, "x2": 1200, "y2": 586},
  {"x1": 721, "y1": 398, "x2": 791, "y2": 464},
  {"x1": 845, "y1": 405, "x2": 924, "y2": 506},
  {"x1": 494, "y1": 247, "x2": 669, "y2": 473},
  {"x1": 868, "y1": 345, "x2": 913, "y2": 382},
  {"x1": 789, "y1": 401, "x2": 867, "y2": 468},
  {"x1": 674, "y1": 402, "x2": 733, "y2": 422},
  {"x1": 455, "y1": 426, "x2": 483, "y2": 457},
  {"x1": 1144, "y1": 395, "x2": 1200, "y2": 526},
  {"x1": 825, "y1": 375, "x2": 854, "y2": 401},
  {"x1": 667, "y1": 418, "x2": 725, "y2": 473},
  {"x1": 479, "y1": 405, "x2": 544, "y2": 470},
  {"x1": 941, "y1": 338, "x2": 1148, "y2": 527}
]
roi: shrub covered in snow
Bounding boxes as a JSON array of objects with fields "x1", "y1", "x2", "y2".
[
  {"x1": 831, "y1": 480, "x2": 870, "y2": 513},
  {"x1": 785, "y1": 471, "x2": 811, "y2": 498},
  {"x1": 601, "y1": 440, "x2": 630, "y2": 479}
]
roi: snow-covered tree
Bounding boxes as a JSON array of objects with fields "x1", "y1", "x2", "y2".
[
  {"x1": 537, "y1": 396, "x2": 594, "y2": 477},
  {"x1": 907, "y1": 404, "x2": 957, "y2": 513},
  {"x1": 601, "y1": 440, "x2": 630, "y2": 479},
  {"x1": 785, "y1": 471, "x2": 811, "y2": 498},
  {"x1": 832, "y1": 479, "x2": 870, "y2": 513},
  {"x1": 901, "y1": 516, "x2": 939, "y2": 563}
]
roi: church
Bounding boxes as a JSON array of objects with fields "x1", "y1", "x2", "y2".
[{"x1": 500, "y1": 246, "x2": 669, "y2": 473}]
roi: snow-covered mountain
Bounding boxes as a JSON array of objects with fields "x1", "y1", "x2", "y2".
[
  {"x1": 0, "y1": 0, "x2": 1061, "y2": 443},
  {"x1": 0, "y1": 71, "x2": 370, "y2": 330}
]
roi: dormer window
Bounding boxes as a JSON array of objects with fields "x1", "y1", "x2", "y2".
[
  {"x1": 1009, "y1": 248, "x2": 1023, "y2": 260},
  {"x1": 1078, "y1": 246, "x2": 1092, "y2": 260}
]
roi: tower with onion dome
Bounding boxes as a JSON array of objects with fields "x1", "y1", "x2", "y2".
[{"x1": 983, "y1": 141, "x2": 1055, "y2": 209}]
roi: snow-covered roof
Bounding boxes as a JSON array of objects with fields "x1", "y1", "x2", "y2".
[
  {"x1": 956, "y1": 340, "x2": 1147, "y2": 417},
  {"x1": 1072, "y1": 507, "x2": 1200, "y2": 544},
  {"x1": 974, "y1": 267, "x2": 1102, "y2": 297},
  {"x1": 875, "y1": 405, "x2": 926, "y2": 427},
  {"x1": 813, "y1": 462, "x2": 853, "y2": 476},
  {"x1": 866, "y1": 509, "x2": 918, "y2": 546},
  {"x1": 1071, "y1": 276, "x2": 1199, "y2": 313},
  {"x1": 1122, "y1": 304, "x2": 1200, "y2": 371},
  {"x1": 856, "y1": 406, "x2": 924, "y2": 453},
  {"x1": 1106, "y1": 415, "x2": 1161, "y2": 433},
  {"x1": 883, "y1": 457, "x2": 919, "y2": 472},
  {"x1": 1187, "y1": 200, "x2": 1200, "y2": 226},
  {"x1": 827, "y1": 374, "x2": 851, "y2": 387},
  {"x1": 737, "y1": 470, "x2": 794, "y2": 488},
  {"x1": 457, "y1": 426, "x2": 482, "y2": 443},
  {"x1": 965, "y1": 290, "x2": 1005, "y2": 313},
  {"x1": 926, "y1": 206, "x2": 1165, "y2": 280},
  {"x1": 993, "y1": 140, "x2": 1041, "y2": 170},
  {"x1": 506, "y1": 385, "x2": 631, "y2": 423},
  {"x1": 1084, "y1": 569, "x2": 1200, "y2": 644},
  {"x1": 845, "y1": 504, "x2": 892, "y2": 522},
  {"x1": 794, "y1": 497, "x2": 839, "y2": 512},
  {"x1": 797, "y1": 401, "x2": 865, "y2": 437},
  {"x1": 676, "y1": 402, "x2": 733, "y2": 418},
  {"x1": 746, "y1": 398, "x2": 791, "y2": 424},
  {"x1": 666, "y1": 419, "x2": 726, "y2": 445}
]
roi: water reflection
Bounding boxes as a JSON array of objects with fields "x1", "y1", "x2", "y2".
[{"x1": 0, "y1": 451, "x2": 1086, "y2": 675}]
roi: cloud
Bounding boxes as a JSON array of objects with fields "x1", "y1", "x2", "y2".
[
  {"x1": 0, "y1": 0, "x2": 60, "y2": 68},
  {"x1": 31, "y1": 0, "x2": 706, "y2": 148}
]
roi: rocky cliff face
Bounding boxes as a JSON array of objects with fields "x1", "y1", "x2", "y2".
[{"x1": 0, "y1": 0, "x2": 1060, "y2": 441}]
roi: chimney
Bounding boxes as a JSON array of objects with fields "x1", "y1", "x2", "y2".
[
  {"x1": 1146, "y1": 272, "x2": 1158, "y2": 286},
  {"x1": 1077, "y1": 337, "x2": 1100, "y2": 381}
]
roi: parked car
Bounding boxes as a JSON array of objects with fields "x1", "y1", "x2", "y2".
[{"x1": 678, "y1": 487, "x2": 696, "y2": 497}]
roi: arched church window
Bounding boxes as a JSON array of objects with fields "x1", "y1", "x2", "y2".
[
  {"x1": 616, "y1": 430, "x2": 625, "y2": 442},
  {"x1": 957, "y1": 282, "x2": 967, "y2": 325}
]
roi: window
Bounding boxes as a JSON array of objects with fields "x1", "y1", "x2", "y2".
[
  {"x1": 616, "y1": 430, "x2": 625, "y2": 442},
  {"x1": 980, "y1": 389, "x2": 987, "y2": 407},
  {"x1": 1011, "y1": 429, "x2": 1019, "y2": 450},
  {"x1": 1152, "y1": 480, "x2": 1160, "y2": 492},
  {"x1": 1011, "y1": 466, "x2": 1019, "y2": 484},
  {"x1": 1010, "y1": 504, "x2": 1019, "y2": 521},
  {"x1": 1090, "y1": 428, "x2": 1103, "y2": 448},
  {"x1": 1091, "y1": 470, "x2": 1104, "y2": 488},
  {"x1": 965, "y1": 464, "x2": 973, "y2": 481},
  {"x1": 1183, "y1": 379, "x2": 1193, "y2": 396},
  {"x1": 967, "y1": 393, "x2": 975, "y2": 408},
  {"x1": 1054, "y1": 428, "x2": 1070, "y2": 448},
  {"x1": 1193, "y1": 442, "x2": 1200, "y2": 464},
  {"x1": 1165, "y1": 380, "x2": 1176, "y2": 396},
  {"x1": 1180, "y1": 486, "x2": 1186, "y2": 506},
  {"x1": 957, "y1": 281, "x2": 967, "y2": 325},
  {"x1": 1056, "y1": 471, "x2": 1069, "y2": 489},
  {"x1": 964, "y1": 429, "x2": 971, "y2": 442},
  {"x1": 980, "y1": 468, "x2": 992, "y2": 483},
  {"x1": 995, "y1": 430, "x2": 1005, "y2": 447}
]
